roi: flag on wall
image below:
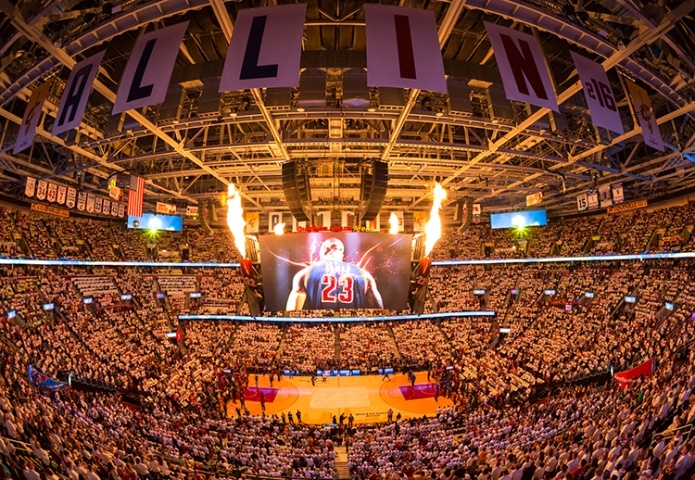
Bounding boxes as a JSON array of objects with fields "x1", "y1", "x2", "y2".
[
  {"x1": 127, "y1": 176, "x2": 145, "y2": 217},
  {"x1": 245, "y1": 212, "x2": 259, "y2": 233}
]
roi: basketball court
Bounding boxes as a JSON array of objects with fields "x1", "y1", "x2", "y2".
[{"x1": 227, "y1": 371, "x2": 453, "y2": 425}]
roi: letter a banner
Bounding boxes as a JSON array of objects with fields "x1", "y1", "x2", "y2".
[
  {"x1": 625, "y1": 79, "x2": 664, "y2": 151},
  {"x1": 113, "y1": 21, "x2": 189, "y2": 114},
  {"x1": 219, "y1": 4, "x2": 306, "y2": 92},
  {"x1": 15, "y1": 80, "x2": 53, "y2": 154},
  {"x1": 484, "y1": 22, "x2": 558, "y2": 111},
  {"x1": 570, "y1": 52, "x2": 624, "y2": 135},
  {"x1": 365, "y1": 5, "x2": 446, "y2": 93},
  {"x1": 53, "y1": 51, "x2": 105, "y2": 135}
]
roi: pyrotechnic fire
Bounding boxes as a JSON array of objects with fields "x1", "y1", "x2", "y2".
[
  {"x1": 226, "y1": 183, "x2": 246, "y2": 258},
  {"x1": 424, "y1": 182, "x2": 447, "y2": 256},
  {"x1": 273, "y1": 222, "x2": 286, "y2": 235},
  {"x1": 389, "y1": 212, "x2": 399, "y2": 234}
]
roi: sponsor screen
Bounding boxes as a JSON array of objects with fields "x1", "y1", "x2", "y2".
[
  {"x1": 127, "y1": 213, "x2": 183, "y2": 232},
  {"x1": 490, "y1": 209, "x2": 547, "y2": 229},
  {"x1": 259, "y1": 232, "x2": 413, "y2": 312}
]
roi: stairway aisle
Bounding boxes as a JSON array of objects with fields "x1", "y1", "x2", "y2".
[{"x1": 334, "y1": 449, "x2": 350, "y2": 479}]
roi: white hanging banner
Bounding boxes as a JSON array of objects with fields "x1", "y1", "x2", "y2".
[
  {"x1": 94, "y1": 196, "x2": 103, "y2": 214},
  {"x1": 570, "y1": 52, "x2": 624, "y2": 135},
  {"x1": 394, "y1": 211, "x2": 404, "y2": 232},
  {"x1": 611, "y1": 183, "x2": 624, "y2": 204},
  {"x1": 484, "y1": 22, "x2": 558, "y2": 111},
  {"x1": 599, "y1": 184, "x2": 612, "y2": 208},
  {"x1": 118, "y1": 203, "x2": 126, "y2": 218},
  {"x1": 577, "y1": 194, "x2": 588, "y2": 212},
  {"x1": 472, "y1": 204, "x2": 482, "y2": 216},
  {"x1": 341, "y1": 211, "x2": 355, "y2": 227},
  {"x1": 36, "y1": 180, "x2": 48, "y2": 200},
  {"x1": 587, "y1": 191, "x2": 599, "y2": 210},
  {"x1": 15, "y1": 80, "x2": 53, "y2": 154},
  {"x1": 77, "y1": 191, "x2": 87, "y2": 211},
  {"x1": 103, "y1": 198, "x2": 111, "y2": 215},
  {"x1": 111, "y1": 201, "x2": 119, "y2": 216},
  {"x1": 365, "y1": 215, "x2": 380, "y2": 231},
  {"x1": 25, "y1": 177, "x2": 36, "y2": 198},
  {"x1": 53, "y1": 51, "x2": 106, "y2": 135},
  {"x1": 220, "y1": 4, "x2": 306, "y2": 92},
  {"x1": 66, "y1": 187, "x2": 77, "y2": 209},
  {"x1": 365, "y1": 4, "x2": 447, "y2": 93},
  {"x1": 292, "y1": 216, "x2": 307, "y2": 232},
  {"x1": 46, "y1": 183, "x2": 58, "y2": 203},
  {"x1": 113, "y1": 21, "x2": 190, "y2": 114},
  {"x1": 268, "y1": 212, "x2": 283, "y2": 231},
  {"x1": 625, "y1": 79, "x2": 664, "y2": 151},
  {"x1": 86, "y1": 193, "x2": 95, "y2": 213},
  {"x1": 56, "y1": 185, "x2": 67, "y2": 205},
  {"x1": 317, "y1": 211, "x2": 332, "y2": 228}
]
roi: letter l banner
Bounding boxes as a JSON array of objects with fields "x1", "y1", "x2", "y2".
[
  {"x1": 53, "y1": 51, "x2": 105, "y2": 135},
  {"x1": 113, "y1": 21, "x2": 190, "y2": 114},
  {"x1": 219, "y1": 4, "x2": 307, "y2": 92},
  {"x1": 364, "y1": 4, "x2": 447, "y2": 93}
]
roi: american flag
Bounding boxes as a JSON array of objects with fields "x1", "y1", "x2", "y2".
[{"x1": 127, "y1": 175, "x2": 145, "y2": 217}]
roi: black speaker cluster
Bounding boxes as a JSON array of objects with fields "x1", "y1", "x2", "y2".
[
  {"x1": 360, "y1": 161, "x2": 388, "y2": 222},
  {"x1": 282, "y1": 161, "x2": 312, "y2": 222}
]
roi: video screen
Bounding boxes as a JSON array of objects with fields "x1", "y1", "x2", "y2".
[
  {"x1": 259, "y1": 232, "x2": 413, "y2": 312},
  {"x1": 490, "y1": 209, "x2": 547, "y2": 229},
  {"x1": 127, "y1": 213, "x2": 183, "y2": 232}
]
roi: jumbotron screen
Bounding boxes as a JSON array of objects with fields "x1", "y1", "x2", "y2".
[{"x1": 259, "y1": 232, "x2": 413, "y2": 312}]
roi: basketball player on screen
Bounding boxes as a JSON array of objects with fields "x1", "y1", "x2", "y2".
[{"x1": 286, "y1": 237, "x2": 384, "y2": 310}]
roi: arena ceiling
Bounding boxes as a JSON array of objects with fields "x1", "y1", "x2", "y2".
[{"x1": 0, "y1": 0, "x2": 694, "y2": 221}]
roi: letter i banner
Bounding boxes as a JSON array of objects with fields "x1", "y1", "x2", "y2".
[
  {"x1": 219, "y1": 4, "x2": 307, "y2": 92},
  {"x1": 113, "y1": 21, "x2": 190, "y2": 114},
  {"x1": 364, "y1": 4, "x2": 447, "y2": 93}
]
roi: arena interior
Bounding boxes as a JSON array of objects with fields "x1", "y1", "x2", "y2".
[{"x1": 1, "y1": 0, "x2": 695, "y2": 479}]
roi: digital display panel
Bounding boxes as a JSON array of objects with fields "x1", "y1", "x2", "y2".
[
  {"x1": 490, "y1": 209, "x2": 547, "y2": 229},
  {"x1": 664, "y1": 302, "x2": 674, "y2": 311},
  {"x1": 473, "y1": 289, "x2": 486, "y2": 295},
  {"x1": 42, "y1": 303, "x2": 54, "y2": 311},
  {"x1": 127, "y1": 213, "x2": 183, "y2": 232},
  {"x1": 120, "y1": 294, "x2": 132, "y2": 300},
  {"x1": 585, "y1": 292, "x2": 594, "y2": 298},
  {"x1": 83, "y1": 297, "x2": 93, "y2": 304},
  {"x1": 189, "y1": 292, "x2": 201, "y2": 298},
  {"x1": 7, "y1": 310, "x2": 16, "y2": 319},
  {"x1": 624, "y1": 296, "x2": 636, "y2": 303},
  {"x1": 544, "y1": 290, "x2": 556, "y2": 295},
  {"x1": 259, "y1": 232, "x2": 413, "y2": 312},
  {"x1": 499, "y1": 327, "x2": 511, "y2": 333}
]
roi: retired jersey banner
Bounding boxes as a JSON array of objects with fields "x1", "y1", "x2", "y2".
[
  {"x1": 526, "y1": 192, "x2": 543, "y2": 207},
  {"x1": 577, "y1": 194, "x2": 588, "y2": 212},
  {"x1": 587, "y1": 191, "x2": 599, "y2": 210},
  {"x1": 53, "y1": 51, "x2": 106, "y2": 135},
  {"x1": 484, "y1": 22, "x2": 558, "y2": 112},
  {"x1": 94, "y1": 196, "x2": 103, "y2": 214},
  {"x1": 56, "y1": 185, "x2": 67, "y2": 205},
  {"x1": 365, "y1": 5, "x2": 446, "y2": 93},
  {"x1": 220, "y1": 4, "x2": 306, "y2": 92},
  {"x1": 611, "y1": 183, "x2": 624, "y2": 204},
  {"x1": 77, "y1": 191, "x2": 87, "y2": 211},
  {"x1": 472, "y1": 204, "x2": 482, "y2": 216},
  {"x1": 156, "y1": 202, "x2": 177, "y2": 214},
  {"x1": 625, "y1": 79, "x2": 663, "y2": 151},
  {"x1": 66, "y1": 187, "x2": 77, "y2": 209},
  {"x1": 36, "y1": 180, "x2": 47, "y2": 200},
  {"x1": 113, "y1": 21, "x2": 190, "y2": 114},
  {"x1": 599, "y1": 184, "x2": 612, "y2": 208},
  {"x1": 47, "y1": 183, "x2": 58, "y2": 203},
  {"x1": 570, "y1": 52, "x2": 624, "y2": 135},
  {"x1": 25, "y1": 177, "x2": 36, "y2": 198},
  {"x1": 15, "y1": 80, "x2": 53, "y2": 154},
  {"x1": 103, "y1": 199, "x2": 111, "y2": 215},
  {"x1": 111, "y1": 201, "x2": 119, "y2": 216},
  {"x1": 86, "y1": 193, "x2": 95, "y2": 213},
  {"x1": 413, "y1": 211, "x2": 428, "y2": 232},
  {"x1": 118, "y1": 203, "x2": 126, "y2": 218}
]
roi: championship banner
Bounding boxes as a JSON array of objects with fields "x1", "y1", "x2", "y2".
[
  {"x1": 94, "y1": 196, "x2": 103, "y2": 214},
  {"x1": 86, "y1": 193, "x2": 95, "y2": 213},
  {"x1": 245, "y1": 212, "x2": 259, "y2": 233},
  {"x1": 111, "y1": 201, "x2": 118, "y2": 216},
  {"x1": 53, "y1": 51, "x2": 106, "y2": 135},
  {"x1": 611, "y1": 183, "x2": 624, "y2": 204},
  {"x1": 587, "y1": 191, "x2": 599, "y2": 210},
  {"x1": 36, "y1": 180, "x2": 47, "y2": 200},
  {"x1": 118, "y1": 203, "x2": 126, "y2": 218},
  {"x1": 292, "y1": 216, "x2": 307, "y2": 233},
  {"x1": 577, "y1": 193, "x2": 588, "y2": 212},
  {"x1": 526, "y1": 192, "x2": 543, "y2": 207},
  {"x1": 608, "y1": 199, "x2": 647, "y2": 215},
  {"x1": 393, "y1": 211, "x2": 404, "y2": 232},
  {"x1": 103, "y1": 199, "x2": 111, "y2": 215},
  {"x1": 77, "y1": 191, "x2": 87, "y2": 211},
  {"x1": 413, "y1": 211, "x2": 427, "y2": 232},
  {"x1": 366, "y1": 214, "x2": 380, "y2": 231},
  {"x1": 570, "y1": 52, "x2": 624, "y2": 135},
  {"x1": 341, "y1": 211, "x2": 355, "y2": 228},
  {"x1": 364, "y1": 4, "x2": 447, "y2": 93},
  {"x1": 484, "y1": 22, "x2": 558, "y2": 111},
  {"x1": 66, "y1": 187, "x2": 76, "y2": 209},
  {"x1": 625, "y1": 79, "x2": 664, "y2": 151},
  {"x1": 56, "y1": 185, "x2": 67, "y2": 205},
  {"x1": 46, "y1": 183, "x2": 58, "y2": 203},
  {"x1": 156, "y1": 202, "x2": 177, "y2": 214},
  {"x1": 15, "y1": 80, "x2": 53, "y2": 154},
  {"x1": 25, "y1": 177, "x2": 36, "y2": 198},
  {"x1": 113, "y1": 21, "x2": 190, "y2": 114},
  {"x1": 109, "y1": 186, "x2": 124, "y2": 202},
  {"x1": 219, "y1": 4, "x2": 306, "y2": 92},
  {"x1": 269, "y1": 212, "x2": 283, "y2": 231},
  {"x1": 472, "y1": 204, "x2": 482, "y2": 216},
  {"x1": 185, "y1": 205, "x2": 199, "y2": 216},
  {"x1": 30, "y1": 203, "x2": 69, "y2": 218},
  {"x1": 599, "y1": 184, "x2": 612, "y2": 208}
]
